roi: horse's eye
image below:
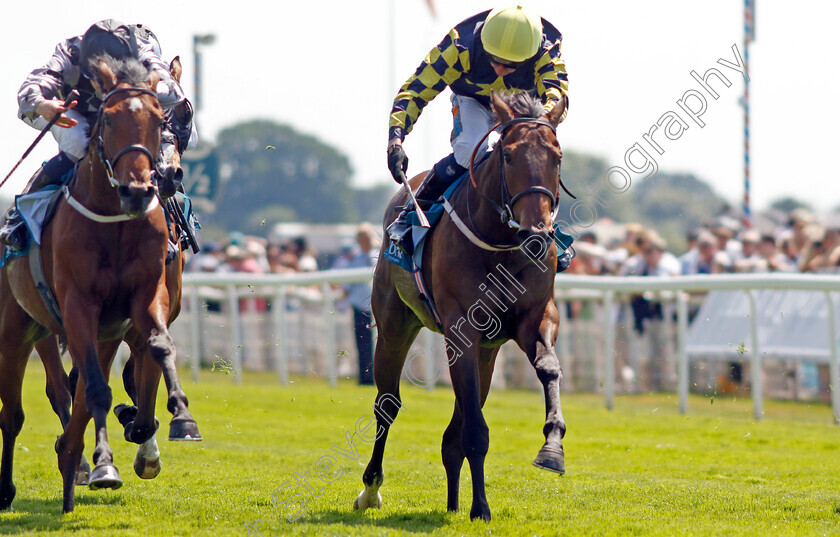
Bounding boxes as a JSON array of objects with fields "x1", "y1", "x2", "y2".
[
  {"x1": 503, "y1": 152, "x2": 512, "y2": 165},
  {"x1": 103, "y1": 115, "x2": 112, "y2": 128}
]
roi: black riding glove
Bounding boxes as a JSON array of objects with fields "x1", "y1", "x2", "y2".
[
  {"x1": 387, "y1": 141, "x2": 408, "y2": 184},
  {"x1": 558, "y1": 249, "x2": 573, "y2": 273}
]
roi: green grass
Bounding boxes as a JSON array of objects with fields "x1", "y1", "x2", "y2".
[{"x1": 2, "y1": 363, "x2": 840, "y2": 536}]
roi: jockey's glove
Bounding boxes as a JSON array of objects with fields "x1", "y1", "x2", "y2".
[{"x1": 387, "y1": 140, "x2": 409, "y2": 184}]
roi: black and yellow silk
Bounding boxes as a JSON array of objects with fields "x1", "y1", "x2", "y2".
[{"x1": 388, "y1": 9, "x2": 568, "y2": 141}]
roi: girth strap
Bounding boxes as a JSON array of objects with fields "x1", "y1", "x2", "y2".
[{"x1": 28, "y1": 244, "x2": 63, "y2": 330}]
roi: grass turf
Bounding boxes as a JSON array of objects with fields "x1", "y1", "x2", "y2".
[{"x1": 1, "y1": 363, "x2": 840, "y2": 536}]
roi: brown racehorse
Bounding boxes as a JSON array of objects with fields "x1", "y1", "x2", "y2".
[
  {"x1": 35, "y1": 55, "x2": 193, "y2": 485},
  {"x1": 354, "y1": 92, "x2": 568, "y2": 521},
  {"x1": 0, "y1": 55, "x2": 198, "y2": 513}
]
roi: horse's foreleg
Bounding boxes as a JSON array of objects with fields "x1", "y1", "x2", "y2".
[
  {"x1": 441, "y1": 346, "x2": 498, "y2": 514},
  {"x1": 37, "y1": 337, "x2": 71, "y2": 430},
  {"x1": 132, "y1": 289, "x2": 199, "y2": 441},
  {"x1": 59, "y1": 312, "x2": 122, "y2": 511},
  {"x1": 448, "y1": 337, "x2": 492, "y2": 522},
  {"x1": 519, "y1": 306, "x2": 566, "y2": 474},
  {"x1": 0, "y1": 350, "x2": 28, "y2": 511},
  {"x1": 354, "y1": 320, "x2": 420, "y2": 512},
  {"x1": 37, "y1": 337, "x2": 91, "y2": 485}
]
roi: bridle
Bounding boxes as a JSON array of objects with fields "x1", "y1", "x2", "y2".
[
  {"x1": 447, "y1": 117, "x2": 575, "y2": 250},
  {"x1": 93, "y1": 87, "x2": 160, "y2": 188},
  {"x1": 64, "y1": 85, "x2": 161, "y2": 223}
]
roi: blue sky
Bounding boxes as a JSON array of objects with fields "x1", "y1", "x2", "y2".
[{"x1": 0, "y1": 1, "x2": 836, "y2": 214}]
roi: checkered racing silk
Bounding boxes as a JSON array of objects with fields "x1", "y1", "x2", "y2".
[{"x1": 388, "y1": 9, "x2": 568, "y2": 141}]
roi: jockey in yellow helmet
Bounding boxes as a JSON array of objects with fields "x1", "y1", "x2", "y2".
[{"x1": 386, "y1": 5, "x2": 569, "y2": 254}]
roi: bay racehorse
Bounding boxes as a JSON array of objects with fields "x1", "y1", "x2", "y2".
[
  {"x1": 0, "y1": 54, "x2": 198, "y2": 513},
  {"x1": 355, "y1": 92, "x2": 568, "y2": 521},
  {"x1": 35, "y1": 54, "x2": 194, "y2": 486}
]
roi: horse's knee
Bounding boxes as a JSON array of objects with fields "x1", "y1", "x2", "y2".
[
  {"x1": 148, "y1": 332, "x2": 175, "y2": 365},
  {"x1": 533, "y1": 351, "x2": 562, "y2": 384},
  {"x1": 84, "y1": 384, "x2": 112, "y2": 416},
  {"x1": 0, "y1": 407, "x2": 24, "y2": 437},
  {"x1": 461, "y1": 421, "x2": 489, "y2": 460}
]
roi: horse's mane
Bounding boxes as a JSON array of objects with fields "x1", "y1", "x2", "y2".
[
  {"x1": 88, "y1": 54, "x2": 152, "y2": 86},
  {"x1": 493, "y1": 92, "x2": 545, "y2": 120}
]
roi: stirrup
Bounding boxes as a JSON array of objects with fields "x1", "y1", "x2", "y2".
[{"x1": 0, "y1": 219, "x2": 27, "y2": 251}]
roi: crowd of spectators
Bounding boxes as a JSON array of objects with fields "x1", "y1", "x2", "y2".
[{"x1": 566, "y1": 208, "x2": 840, "y2": 278}]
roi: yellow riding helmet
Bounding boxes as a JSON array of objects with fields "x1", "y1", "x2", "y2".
[{"x1": 481, "y1": 5, "x2": 543, "y2": 63}]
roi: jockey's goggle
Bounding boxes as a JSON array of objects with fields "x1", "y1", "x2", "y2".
[{"x1": 487, "y1": 53, "x2": 522, "y2": 69}]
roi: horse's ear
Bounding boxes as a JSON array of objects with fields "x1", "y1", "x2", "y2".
[
  {"x1": 490, "y1": 91, "x2": 514, "y2": 124},
  {"x1": 95, "y1": 59, "x2": 118, "y2": 92},
  {"x1": 546, "y1": 94, "x2": 567, "y2": 128},
  {"x1": 169, "y1": 56, "x2": 182, "y2": 83}
]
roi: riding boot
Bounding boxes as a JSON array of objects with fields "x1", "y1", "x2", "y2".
[
  {"x1": 0, "y1": 153, "x2": 74, "y2": 251},
  {"x1": 387, "y1": 154, "x2": 465, "y2": 255}
]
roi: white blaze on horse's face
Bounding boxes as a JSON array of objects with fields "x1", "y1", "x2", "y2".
[{"x1": 128, "y1": 97, "x2": 144, "y2": 113}]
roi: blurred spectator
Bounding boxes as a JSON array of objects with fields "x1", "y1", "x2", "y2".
[
  {"x1": 331, "y1": 224, "x2": 379, "y2": 385},
  {"x1": 221, "y1": 243, "x2": 266, "y2": 312},
  {"x1": 619, "y1": 229, "x2": 679, "y2": 277},
  {"x1": 733, "y1": 229, "x2": 761, "y2": 272},
  {"x1": 756, "y1": 234, "x2": 795, "y2": 272},
  {"x1": 268, "y1": 240, "x2": 301, "y2": 273},
  {"x1": 293, "y1": 236, "x2": 319, "y2": 272},
  {"x1": 682, "y1": 230, "x2": 727, "y2": 275}
]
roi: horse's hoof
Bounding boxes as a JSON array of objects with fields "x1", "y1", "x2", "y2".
[
  {"x1": 114, "y1": 403, "x2": 138, "y2": 427},
  {"x1": 469, "y1": 507, "x2": 492, "y2": 522},
  {"x1": 88, "y1": 464, "x2": 123, "y2": 490},
  {"x1": 75, "y1": 455, "x2": 91, "y2": 486},
  {"x1": 533, "y1": 445, "x2": 565, "y2": 475},
  {"x1": 169, "y1": 418, "x2": 202, "y2": 441},
  {"x1": 353, "y1": 489, "x2": 382, "y2": 510},
  {"x1": 134, "y1": 455, "x2": 162, "y2": 479}
]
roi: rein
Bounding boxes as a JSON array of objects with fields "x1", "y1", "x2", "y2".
[{"x1": 65, "y1": 86, "x2": 161, "y2": 223}]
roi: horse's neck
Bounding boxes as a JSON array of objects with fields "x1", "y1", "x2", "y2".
[
  {"x1": 455, "y1": 152, "x2": 517, "y2": 245},
  {"x1": 72, "y1": 153, "x2": 120, "y2": 213}
]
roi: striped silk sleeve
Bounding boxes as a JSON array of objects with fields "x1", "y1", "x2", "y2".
[
  {"x1": 534, "y1": 35, "x2": 569, "y2": 122},
  {"x1": 389, "y1": 29, "x2": 468, "y2": 141}
]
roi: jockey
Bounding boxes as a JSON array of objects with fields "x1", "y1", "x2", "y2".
[
  {"x1": 0, "y1": 19, "x2": 197, "y2": 251},
  {"x1": 386, "y1": 5, "x2": 569, "y2": 254}
]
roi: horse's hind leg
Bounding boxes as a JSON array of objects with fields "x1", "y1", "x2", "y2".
[
  {"x1": 441, "y1": 347, "x2": 498, "y2": 514},
  {"x1": 0, "y1": 348, "x2": 28, "y2": 511},
  {"x1": 37, "y1": 338, "x2": 91, "y2": 485},
  {"x1": 354, "y1": 304, "x2": 421, "y2": 512},
  {"x1": 518, "y1": 305, "x2": 566, "y2": 474}
]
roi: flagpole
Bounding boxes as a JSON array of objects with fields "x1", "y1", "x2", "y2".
[{"x1": 742, "y1": 0, "x2": 754, "y2": 228}]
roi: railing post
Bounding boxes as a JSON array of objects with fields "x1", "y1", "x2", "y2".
[
  {"x1": 555, "y1": 295, "x2": 571, "y2": 391},
  {"x1": 676, "y1": 291, "x2": 689, "y2": 414},
  {"x1": 825, "y1": 291, "x2": 839, "y2": 424},
  {"x1": 746, "y1": 290, "x2": 762, "y2": 420},
  {"x1": 272, "y1": 286, "x2": 288, "y2": 385},
  {"x1": 189, "y1": 284, "x2": 202, "y2": 382},
  {"x1": 322, "y1": 283, "x2": 337, "y2": 387},
  {"x1": 227, "y1": 284, "x2": 243, "y2": 384},
  {"x1": 603, "y1": 290, "x2": 615, "y2": 410},
  {"x1": 423, "y1": 329, "x2": 437, "y2": 391}
]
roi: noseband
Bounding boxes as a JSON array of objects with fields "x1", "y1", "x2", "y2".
[{"x1": 94, "y1": 87, "x2": 159, "y2": 187}]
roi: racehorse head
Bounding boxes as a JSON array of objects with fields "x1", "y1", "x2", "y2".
[
  {"x1": 489, "y1": 91, "x2": 567, "y2": 256},
  {"x1": 89, "y1": 55, "x2": 164, "y2": 217}
]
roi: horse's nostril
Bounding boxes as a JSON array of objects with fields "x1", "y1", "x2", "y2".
[
  {"x1": 173, "y1": 168, "x2": 183, "y2": 183},
  {"x1": 516, "y1": 229, "x2": 532, "y2": 243},
  {"x1": 118, "y1": 185, "x2": 131, "y2": 198}
]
